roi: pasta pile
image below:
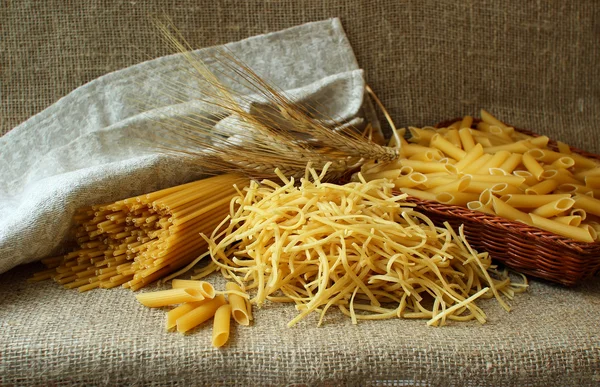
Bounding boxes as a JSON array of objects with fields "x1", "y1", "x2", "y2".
[
  {"x1": 359, "y1": 110, "x2": 600, "y2": 242},
  {"x1": 135, "y1": 279, "x2": 252, "y2": 347},
  {"x1": 198, "y1": 166, "x2": 526, "y2": 327},
  {"x1": 31, "y1": 174, "x2": 247, "y2": 291}
]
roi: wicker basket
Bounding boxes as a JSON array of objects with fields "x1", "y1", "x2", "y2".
[{"x1": 401, "y1": 121, "x2": 600, "y2": 286}]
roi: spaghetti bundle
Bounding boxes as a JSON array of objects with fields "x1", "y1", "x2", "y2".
[
  {"x1": 31, "y1": 173, "x2": 247, "y2": 291},
  {"x1": 199, "y1": 166, "x2": 526, "y2": 327}
]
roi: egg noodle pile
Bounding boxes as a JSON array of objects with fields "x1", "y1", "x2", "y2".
[{"x1": 197, "y1": 165, "x2": 527, "y2": 327}]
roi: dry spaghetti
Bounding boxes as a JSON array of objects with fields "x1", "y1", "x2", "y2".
[
  {"x1": 31, "y1": 173, "x2": 247, "y2": 291},
  {"x1": 197, "y1": 165, "x2": 526, "y2": 327}
]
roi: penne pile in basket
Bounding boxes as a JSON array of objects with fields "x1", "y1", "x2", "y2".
[{"x1": 358, "y1": 110, "x2": 600, "y2": 243}]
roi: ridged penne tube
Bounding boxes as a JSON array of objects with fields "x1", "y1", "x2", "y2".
[
  {"x1": 430, "y1": 134, "x2": 467, "y2": 160},
  {"x1": 490, "y1": 183, "x2": 521, "y2": 196},
  {"x1": 525, "y1": 179, "x2": 559, "y2": 195},
  {"x1": 401, "y1": 143, "x2": 441, "y2": 158},
  {"x1": 479, "y1": 189, "x2": 493, "y2": 206},
  {"x1": 570, "y1": 208, "x2": 587, "y2": 220},
  {"x1": 513, "y1": 171, "x2": 538, "y2": 187},
  {"x1": 531, "y1": 198, "x2": 575, "y2": 218},
  {"x1": 176, "y1": 295, "x2": 227, "y2": 333},
  {"x1": 400, "y1": 159, "x2": 458, "y2": 174},
  {"x1": 473, "y1": 136, "x2": 493, "y2": 147},
  {"x1": 550, "y1": 157, "x2": 575, "y2": 170},
  {"x1": 498, "y1": 153, "x2": 522, "y2": 174},
  {"x1": 459, "y1": 116, "x2": 474, "y2": 129},
  {"x1": 458, "y1": 127, "x2": 476, "y2": 151},
  {"x1": 575, "y1": 167, "x2": 600, "y2": 179},
  {"x1": 553, "y1": 216, "x2": 582, "y2": 227},
  {"x1": 408, "y1": 127, "x2": 436, "y2": 145},
  {"x1": 171, "y1": 279, "x2": 216, "y2": 299},
  {"x1": 463, "y1": 180, "x2": 500, "y2": 194},
  {"x1": 399, "y1": 188, "x2": 437, "y2": 201},
  {"x1": 226, "y1": 282, "x2": 251, "y2": 326},
  {"x1": 408, "y1": 151, "x2": 438, "y2": 162},
  {"x1": 393, "y1": 173, "x2": 427, "y2": 189},
  {"x1": 558, "y1": 184, "x2": 593, "y2": 195},
  {"x1": 475, "y1": 151, "x2": 511, "y2": 175},
  {"x1": 466, "y1": 201, "x2": 495, "y2": 215},
  {"x1": 491, "y1": 196, "x2": 531, "y2": 224},
  {"x1": 529, "y1": 136, "x2": 549, "y2": 148},
  {"x1": 212, "y1": 304, "x2": 232, "y2": 348},
  {"x1": 435, "y1": 192, "x2": 479, "y2": 206},
  {"x1": 467, "y1": 174, "x2": 526, "y2": 186},
  {"x1": 419, "y1": 175, "x2": 455, "y2": 189},
  {"x1": 446, "y1": 129, "x2": 462, "y2": 147},
  {"x1": 527, "y1": 148, "x2": 563, "y2": 163},
  {"x1": 462, "y1": 154, "x2": 493, "y2": 174},
  {"x1": 522, "y1": 152, "x2": 545, "y2": 180},
  {"x1": 165, "y1": 301, "x2": 206, "y2": 330},
  {"x1": 427, "y1": 176, "x2": 471, "y2": 194},
  {"x1": 362, "y1": 169, "x2": 402, "y2": 180},
  {"x1": 135, "y1": 288, "x2": 205, "y2": 308},
  {"x1": 585, "y1": 176, "x2": 600, "y2": 189},
  {"x1": 529, "y1": 214, "x2": 594, "y2": 243},
  {"x1": 454, "y1": 143, "x2": 484, "y2": 171},
  {"x1": 482, "y1": 141, "x2": 531, "y2": 154},
  {"x1": 583, "y1": 225, "x2": 598, "y2": 241},
  {"x1": 570, "y1": 153, "x2": 600, "y2": 170},
  {"x1": 480, "y1": 109, "x2": 508, "y2": 129},
  {"x1": 501, "y1": 194, "x2": 571, "y2": 208},
  {"x1": 573, "y1": 194, "x2": 600, "y2": 217}
]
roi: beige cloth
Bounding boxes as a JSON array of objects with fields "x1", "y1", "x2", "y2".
[
  {"x1": 2, "y1": 263, "x2": 600, "y2": 386},
  {"x1": 2, "y1": 1, "x2": 600, "y2": 386}
]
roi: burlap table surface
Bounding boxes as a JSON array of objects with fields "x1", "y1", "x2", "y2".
[{"x1": 2, "y1": 1, "x2": 600, "y2": 386}]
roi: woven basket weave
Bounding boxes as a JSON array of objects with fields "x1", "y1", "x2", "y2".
[{"x1": 403, "y1": 121, "x2": 600, "y2": 286}]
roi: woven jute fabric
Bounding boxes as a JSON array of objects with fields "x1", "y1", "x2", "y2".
[
  {"x1": 2, "y1": 0, "x2": 600, "y2": 154},
  {"x1": 2, "y1": 1, "x2": 600, "y2": 386},
  {"x1": 1, "y1": 263, "x2": 600, "y2": 386}
]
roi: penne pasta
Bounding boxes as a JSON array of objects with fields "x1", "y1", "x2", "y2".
[
  {"x1": 522, "y1": 152, "x2": 545, "y2": 180},
  {"x1": 525, "y1": 179, "x2": 559, "y2": 195},
  {"x1": 498, "y1": 153, "x2": 522, "y2": 174},
  {"x1": 135, "y1": 288, "x2": 205, "y2": 308},
  {"x1": 430, "y1": 134, "x2": 467, "y2": 160},
  {"x1": 529, "y1": 213, "x2": 594, "y2": 242},
  {"x1": 458, "y1": 127, "x2": 476, "y2": 151},
  {"x1": 226, "y1": 282, "x2": 251, "y2": 326},
  {"x1": 171, "y1": 279, "x2": 216, "y2": 299},
  {"x1": 531, "y1": 198, "x2": 575, "y2": 218},
  {"x1": 491, "y1": 196, "x2": 531, "y2": 224},
  {"x1": 176, "y1": 295, "x2": 227, "y2": 333},
  {"x1": 553, "y1": 215, "x2": 582, "y2": 227},
  {"x1": 501, "y1": 194, "x2": 571, "y2": 208},
  {"x1": 454, "y1": 143, "x2": 484, "y2": 171},
  {"x1": 436, "y1": 192, "x2": 480, "y2": 206},
  {"x1": 393, "y1": 173, "x2": 427, "y2": 189},
  {"x1": 212, "y1": 304, "x2": 232, "y2": 348},
  {"x1": 466, "y1": 201, "x2": 495, "y2": 215},
  {"x1": 573, "y1": 194, "x2": 600, "y2": 217},
  {"x1": 165, "y1": 301, "x2": 206, "y2": 330}
]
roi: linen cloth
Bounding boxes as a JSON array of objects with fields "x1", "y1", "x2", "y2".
[{"x1": 0, "y1": 18, "x2": 371, "y2": 274}]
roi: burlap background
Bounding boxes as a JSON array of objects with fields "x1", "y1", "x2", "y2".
[
  {"x1": 2, "y1": 0, "x2": 600, "y2": 153},
  {"x1": 2, "y1": 1, "x2": 600, "y2": 386}
]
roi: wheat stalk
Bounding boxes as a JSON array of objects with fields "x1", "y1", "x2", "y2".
[{"x1": 139, "y1": 18, "x2": 399, "y2": 181}]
